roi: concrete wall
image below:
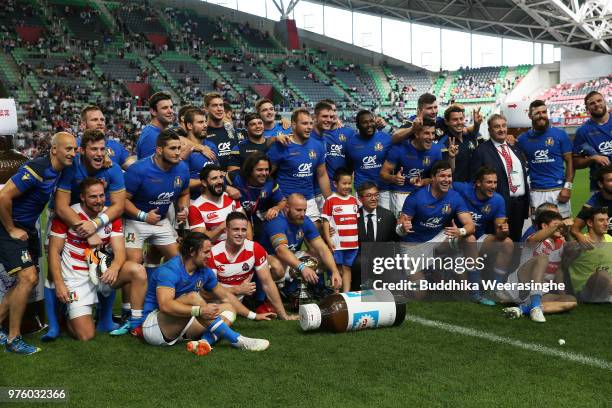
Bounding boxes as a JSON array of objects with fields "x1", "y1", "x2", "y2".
[
  {"x1": 560, "y1": 46, "x2": 612, "y2": 84},
  {"x1": 506, "y1": 62, "x2": 560, "y2": 102}
]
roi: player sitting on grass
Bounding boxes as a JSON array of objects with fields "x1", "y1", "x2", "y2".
[
  {"x1": 141, "y1": 231, "x2": 274, "y2": 354},
  {"x1": 502, "y1": 210, "x2": 577, "y2": 322},
  {"x1": 396, "y1": 161, "x2": 486, "y2": 303},
  {"x1": 48, "y1": 178, "x2": 148, "y2": 340},
  {"x1": 321, "y1": 168, "x2": 360, "y2": 292},
  {"x1": 567, "y1": 207, "x2": 612, "y2": 303}
]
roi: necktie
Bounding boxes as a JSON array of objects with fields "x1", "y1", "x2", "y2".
[
  {"x1": 499, "y1": 144, "x2": 518, "y2": 193},
  {"x1": 366, "y1": 214, "x2": 375, "y2": 242}
]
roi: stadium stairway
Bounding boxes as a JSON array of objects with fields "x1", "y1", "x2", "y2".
[
  {"x1": 304, "y1": 61, "x2": 352, "y2": 103},
  {"x1": 136, "y1": 54, "x2": 179, "y2": 100},
  {"x1": 363, "y1": 65, "x2": 392, "y2": 106},
  {"x1": 0, "y1": 52, "x2": 32, "y2": 104},
  {"x1": 91, "y1": 0, "x2": 117, "y2": 30},
  {"x1": 208, "y1": 57, "x2": 245, "y2": 95},
  {"x1": 255, "y1": 63, "x2": 302, "y2": 103}
]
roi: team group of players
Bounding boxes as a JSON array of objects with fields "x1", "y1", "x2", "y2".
[{"x1": 0, "y1": 88, "x2": 611, "y2": 355}]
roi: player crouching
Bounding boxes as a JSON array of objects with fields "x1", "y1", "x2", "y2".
[
  {"x1": 208, "y1": 212, "x2": 297, "y2": 320},
  {"x1": 141, "y1": 231, "x2": 274, "y2": 354},
  {"x1": 48, "y1": 178, "x2": 148, "y2": 340}
]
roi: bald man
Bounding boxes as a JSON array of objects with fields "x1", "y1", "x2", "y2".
[
  {"x1": 0, "y1": 132, "x2": 77, "y2": 354},
  {"x1": 261, "y1": 193, "x2": 341, "y2": 289}
]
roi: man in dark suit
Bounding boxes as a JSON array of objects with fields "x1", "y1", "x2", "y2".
[
  {"x1": 469, "y1": 114, "x2": 529, "y2": 242},
  {"x1": 350, "y1": 181, "x2": 398, "y2": 290}
]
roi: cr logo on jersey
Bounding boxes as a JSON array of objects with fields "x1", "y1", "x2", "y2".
[
  {"x1": 545, "y1": 137, "x2": 554, "y2": 146},
  {"x1": 174, "y1": 176, "x2": 182, "y2": 188},
  {"x1": 218, "y1": 142, "x2": 232, "y2": 152},
  {"x1": 157, "y1": 192, "x2": 175, "y2": 200},
  {"x1": 298, "y1": 163, "x2": 313, "y2": 173},
  {"x1": 330, "y1": 144, "x2": 342, "y2": 153},
  {"x1": 362, "y1": 155, "x2": 377, "y2": 165},
  {"x1": 308, "y1": 150, "x2": 317, "y2": 160},
  {"x1": 598, "y1": 141, "x2": 612, "y2": 155},
  {"x1": 441, "y1": 204, "x2": 451, "y2": 214},
  {"x1": 534, "y1": 149, "x2": 549, "y2": 160},
  {"x1": 481, "y1": 204, "x2": 491, "y2": 214},
  {"x1": 374, "y1": 142, "x2": 383, "y2": 151}
]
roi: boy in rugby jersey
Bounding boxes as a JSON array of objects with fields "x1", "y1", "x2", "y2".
[{"x1": 321, "y1": 168, "x2": 360, "y2": 292}]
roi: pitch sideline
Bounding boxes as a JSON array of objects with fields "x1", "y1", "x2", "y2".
[{"x1": 407, "y1": 314, "x2": 612, "y2": 371}]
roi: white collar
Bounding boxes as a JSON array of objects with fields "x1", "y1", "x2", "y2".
[{"x1": 363, "y1": 207, "x2": 377, "y2": 217}]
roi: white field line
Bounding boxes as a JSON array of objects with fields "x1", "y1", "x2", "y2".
[{"x1": 407, "y1": 314, "x2": 612, "y2": 371}]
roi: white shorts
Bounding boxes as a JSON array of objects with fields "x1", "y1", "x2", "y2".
[
  {"x1": 64, "y1": 275, "x2": 98, "y2": 319},
  {"x1": 124, "y1": 218, "x2": 178, "y2": 249},
  {"x1": 401, "y1": 230, "x2": 448, "y2": 260},
  {"x1": 390, "y1": 191, "x2": 411, "y2": 218},
  {"x1": 142, "y1": 309, "x2": 196, "y2": 346},
  {"x1": 530, "y1": 190, "x2": 571, "y2": 218},
  {"x1": 44, "y1": 208, "x2": 55, "y2": 247},
  {"x1": 306, "y1": 198, "x2": 321, "y2": 222},
  {"x1": 378, "y1": 191, "x2": 391, "y2": 211},
  {"x1": 314, "y1": 194, "x2": 325, "y2": 213}
]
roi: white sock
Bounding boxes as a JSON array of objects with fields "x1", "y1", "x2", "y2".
[
  {"x1": 131, "y1": 309, "x2": 143, "y2": 318},
  {"x1": 121, "y1": 302, "x2": 131, "y2": 311}
]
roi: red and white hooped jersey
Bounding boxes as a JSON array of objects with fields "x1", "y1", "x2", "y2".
[
  {"x1": 321, "y1": 193, "x2": 359, "y2": 250},
  {"x1": 533, "y1": 237, "x2": 564, "y2": 280},
  {"x1": 188, "y1": 193, "x2": 242, "y2": 243},
  {"x1": 207, "y1": 239, "x2": 268, "y2": 294},
  {"x1": 49, "y1": 203, "x2": 123, "y2": 280}
]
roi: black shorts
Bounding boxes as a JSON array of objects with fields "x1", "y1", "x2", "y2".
[{"x1": 0, "y1": 222, "x2": 40, "y2": 275}]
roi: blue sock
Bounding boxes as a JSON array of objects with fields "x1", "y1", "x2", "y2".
[
  {"x1": 520, "y1": 303, "x2": 532, "y2": 314},
  {"x1": 254, "y1": 275, "x2": 266, "y2": 303},
  {"x1": 530, "y1": 294, "x2": 542, "y2": 309},
  {"x1": 200, "y1": 330, "x2": 219, "y2": 345},
  {"x1": 468, "y1": 270, "x2": 481, "y2": 298},
  {"x1": 207, "y1": 316, "x2": 240, "y2": 344},
  {"x1": 96, "y1": 290, "x2": 118, "y2": 332},
  {"x1": 41, "y1": 286, "x2": 60, "y2": 342}
]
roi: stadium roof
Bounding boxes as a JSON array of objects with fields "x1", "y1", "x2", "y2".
[{"x1": 275, "y1": 0, "x2": 612, "y2": 53}]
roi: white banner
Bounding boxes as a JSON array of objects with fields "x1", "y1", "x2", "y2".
[
  {"x1": 0, "y1": 98, "x2": 18, "y2": 135},
  {"x1": 501, "y1": 101, "x2": 531, "y2": 128}
]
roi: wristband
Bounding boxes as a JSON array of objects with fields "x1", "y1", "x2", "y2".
[
  {"x1": 247, "y1": 311, "x2": 256, "y2": 320},
  {"x1": 137, "y1": 211, "x2": 147, "y2": 222},
  {"x1": 564, "y1": 182, "x2": 573, "y2": 190},
  {"x1": 297, "y1": 262, "x2": 306, "y2": 272},
  {"x1": 191, "y1": 305, "x2": 201, "y2": 317},
  {"x1": 459, "y1": 227, "x2": 467, "y2": 237},
  {"x1": 98, "y1": 213, "x2": 110, "y2": 227},
  {"x1": 395, "y1": 223, "x2": 407, "y2": 237}
]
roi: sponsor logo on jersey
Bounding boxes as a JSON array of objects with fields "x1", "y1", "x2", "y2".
[
  {"x1": 21, "y1": 172, "x2": 31, "y2": 181},
  {"x1": 21, "y1": 250, "x2": 31, "y2": 264},
  {"x1": 598, "y1": 141, "x2": 612, "y2": 155},
  {"x1": 362, "y1": 155, "x2": 377, "y2": 165},
  {"x1": 296, "y1": 162, "x2": 313, "y2": 177},
  {"x1": 218, "y1": 142, "x2": 232, "y2": 153},
  {"x1": 534, "y1": 149, "x2": 550, "y2": 160},
  {"x1": 206, "y1": 212, "x2": 219, "y2": 221},
  {"x1": 333, "y1": 206, "x2": 343, "y2": 214}
]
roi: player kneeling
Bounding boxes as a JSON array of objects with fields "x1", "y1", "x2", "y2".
[
  {"x1": 48, "y1": 178, "x2": 148, "y2": 340},
  {"x1": 141, "y1": 231, "x2": 274, "y2": 354}
]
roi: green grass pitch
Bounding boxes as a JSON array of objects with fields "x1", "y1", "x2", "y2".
[{"x1": 2, "y1": 170, "x2": 611, "y2": 407}]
